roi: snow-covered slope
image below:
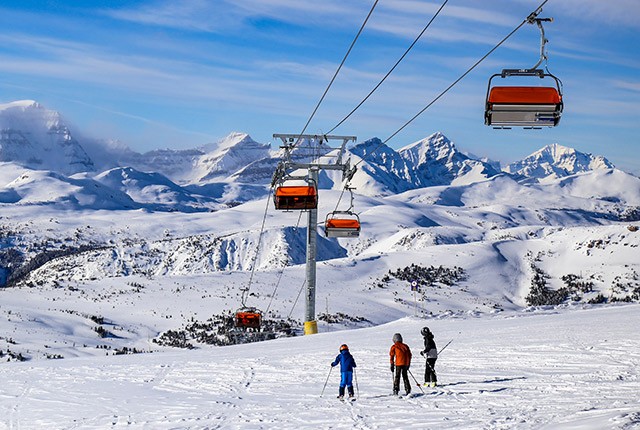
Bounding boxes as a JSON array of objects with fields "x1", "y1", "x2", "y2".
[
  {"x1": 3, "y1": 169, "x2": 639, "y2": 299},
  {"x1": 94, "y1": 166, "x2": 224, "y2": 212},
  {"x1": 1, "y1": 168, "x2": 137, "y2": 209},
  {"x1": 0, "y1": 298, "x2": 638, "y2": 429},
  {"x1": 545, "y1": 168, "x2": 640, "y2": 206},
  {"x1": 506, "y1": 143, "x2": 614, "y2": 182},
  {"x1": 0, "y1": 164, "x2": 227, "y2": 212}
]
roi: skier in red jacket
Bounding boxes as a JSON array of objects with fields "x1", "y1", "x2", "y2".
[{"x1": 389, "y1": 333, "x2": 412, "y2": 395}]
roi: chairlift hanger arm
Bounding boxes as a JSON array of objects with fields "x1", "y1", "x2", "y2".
[{"x1": 525, "y1": 9, "x2": 553, "y2": 70}]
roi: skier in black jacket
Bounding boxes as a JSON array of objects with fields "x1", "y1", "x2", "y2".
[{"x1": 420, "y1": 326, "x2": 438, "y2": 387}]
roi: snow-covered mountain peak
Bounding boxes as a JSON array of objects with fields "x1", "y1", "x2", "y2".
[
  {"x1": 0, "y1": 99, "x2": 42, "y2": 111},
  {"x1": 194, "y1": 132, "x2": 271, "y2": 183},
  {"x1": 397, "y1": 132, "x2": 500, "y2": 187},
  {"x1": 350, "y1": 138, "x2": 396, "y2": 163},
  {"x1": 0, "y1": 99, "x2": 61, "y2": 129},
  {"x1": 399, "y1": 132, "x2": 455, "y2": 164},
  {"x1": 506, "y1": 143, "x2": 614, "y2": 181},
  {"x1": 207, "y1": 132, "x2": 257, "y2": 152},
  {"x1": 0, "y1": 100, "x2": 95, "y2": 174}
]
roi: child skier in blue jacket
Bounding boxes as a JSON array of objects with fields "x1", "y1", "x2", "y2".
[{"x1": 331, "y1": 344, "x2": 357, "y2": 399}]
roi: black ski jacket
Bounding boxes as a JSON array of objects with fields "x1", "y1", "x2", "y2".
[{"x1": 422, "y1": 335, "x2": 438, "y2": 359}]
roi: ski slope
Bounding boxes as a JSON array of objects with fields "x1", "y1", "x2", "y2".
[{"x1": 1, "y1": 304, "x2": 638, "y2": 429}]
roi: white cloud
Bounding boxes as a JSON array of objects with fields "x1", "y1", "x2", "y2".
[
  {"x1": 612, "y1": 80, "x2": 640, "y2": 93},
  {"x1": 380, "y1": 1, "x2": 518, "y2": 27},
  {"x1": 103, "y1": 0, "x2": 244, "y2": 33},
  {"x1": 552, "y1": 0, "x2": 640, "y2": 28},
  {"x1": 103, "y1": 0, "x2": 362, "y2": 33}
]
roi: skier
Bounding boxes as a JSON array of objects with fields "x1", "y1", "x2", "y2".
[
  {"x1": 389, "y1": 333, "x2": 412, "y2": 396},
  {"x1": 420, "y1": 326, "x2": 438, "y2": 387},
  {"x1": 331, "y1": 344, "x2": 357, "y2": 400}
]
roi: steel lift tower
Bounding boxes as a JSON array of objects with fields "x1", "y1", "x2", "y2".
[{"x1": 272, "y1": 134, "x2": 357, "y2": 335}]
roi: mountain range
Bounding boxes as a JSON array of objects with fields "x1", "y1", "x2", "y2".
[{"x1": 0, "y1": 100, "x2": 623, "y2": 211}]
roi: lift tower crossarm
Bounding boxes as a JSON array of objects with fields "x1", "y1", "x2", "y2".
[{"x1": 273, "y1": 134, "x2": 356, "y2": 166}]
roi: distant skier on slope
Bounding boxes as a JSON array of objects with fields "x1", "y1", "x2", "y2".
[
  {"x1": 331, "y1": 344, "x2": 357, "y2": 400},
  {"x1": 389, "y1": 333, "x2": 412, "y2": 396},
  {"x1": 420, "y1": 326, "x2": 438, "y2": 387}
]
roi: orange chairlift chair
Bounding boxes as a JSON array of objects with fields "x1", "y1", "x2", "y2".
[
  {"x1": 324, "y1": 211, "x2": 361, "y2": 238},
  {"x1": 324, "y1": 187, "x2": 360, "y2": 238},
  {"x1": 234, "y1": 307, "x2": 262, "y2": 330},
  {"x1": 485, "y1": 69, "x2": 563, "y2": 128},
  {"x1": 273, "y1": 177, "x2": 318, "y2": 211},
  {"x1": 484, "y1": 13, "x2": 563, "y2": 128}
]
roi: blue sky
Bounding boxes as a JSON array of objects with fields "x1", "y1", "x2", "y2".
[{"x1": 1, "y1": 0, "x2": 639, "y2": 173}]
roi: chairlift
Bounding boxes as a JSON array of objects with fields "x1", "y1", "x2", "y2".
[
  {"x1": 484, "y1": 13, "x2": 563, "y2": 128},
  {"x1": 485, "y1": 69, "x2": 563, "y2": 128},
  {"x1": 274, "y1": 177, "x2": 318, "y2": 210},
  {"x1": 324, "y1": 186, "x2": 360, "y2": 238},
  {"x1": 324, "y1": 211, "x2": 361, "y2": 238},
  {"x1": 234, "y1": 307, "x2": 262, "y2": 330}
]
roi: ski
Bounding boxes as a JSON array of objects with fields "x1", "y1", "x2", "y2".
[{"x1": 337, "y1": 397, "x2": 357, "y2": 402}]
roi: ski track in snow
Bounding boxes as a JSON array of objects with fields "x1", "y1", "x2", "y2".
[{"x1": 0, "y1": 305, "x2": 639, "y2": 429}]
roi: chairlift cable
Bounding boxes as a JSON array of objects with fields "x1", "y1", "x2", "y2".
[
  {"x1": 293, "y1": 0, "x2": 380, "y2": 146},
  {"x1": 288, "y1": 279, "x2": 307, "y2": 320},
  {"x1": 332, "y1": 186, "x2": 348, "y2": 214},
  {"x1": 243, "y1": 185, "x2": 275, "y2": 307},
  {"x1": 265, "y1": 210, "x2": 304, "y2": 315},
  {"x1": 352, "y1": 0, "x2": 551, "y2": 168},
  {"x1": 327, "y1": 0, "x2": 450, "y2": 135}
]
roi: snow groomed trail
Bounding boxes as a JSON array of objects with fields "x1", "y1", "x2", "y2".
[{"x1": 1, "y1": 304, "x2": 639, "y2": 429}]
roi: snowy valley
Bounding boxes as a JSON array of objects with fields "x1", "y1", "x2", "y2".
[{"x1": 1, "y1": 100, "x2": 640, "y2": 429}]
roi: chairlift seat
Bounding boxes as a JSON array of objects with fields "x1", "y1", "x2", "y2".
[
  {"x1": 488, "y1": 86, "x2": 561, "y2": 104},
  {"x1": 486, "y1": 85, "x2": 563, "y2": 127},
  {"x1": 325, "y1": 214, "x2": 361, "y2": 238},
  {"x1": 235, "y1": 309, "x2": 262, "y2": 329},
  {"x1": 274, "y1": 185, "x2": 318, "y2": 210}
]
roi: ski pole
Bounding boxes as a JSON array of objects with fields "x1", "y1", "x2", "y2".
[
  {"x1": 354, "y1": 368, "x2": 359, "y2": 398},
  {"x1": 424, "y1": 356, "x2": 436, "y2": 374},
  {"x1": 438, "y1": 339, "x2": 453, "y2": 356},
  {"x1": 425, "y1": 357, "x2": 437, "y2": 385},
  {"x1": 320, "y1": 366, "x2": 333, "y2": 397},
  {"x1": 391, "y1": 364, "x2": 395, "y2": 393},
  {"x1": 408, "y1": 368, "x2": 425, "y2": 394}
]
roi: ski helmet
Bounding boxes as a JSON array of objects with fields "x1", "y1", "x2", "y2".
[
  {"x1": 421, "y1": 327, "x2": 431, "y2": 337},
  {"x1": 340, "y1": 344, "x2": 349, "y2": 351},
  {"x1": 392, "y1": 333, "x2": 403, "y2": 343}
]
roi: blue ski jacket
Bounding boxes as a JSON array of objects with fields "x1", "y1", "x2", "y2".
[{"x1": 331, "y1": 350, "x2": 357, "y2": 372}]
